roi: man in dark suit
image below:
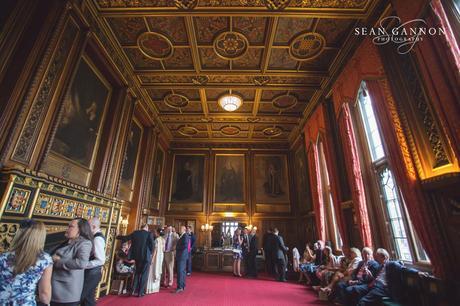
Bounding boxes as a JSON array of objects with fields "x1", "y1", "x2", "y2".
[
  {"x1": 357, "y1": 248, "x2": 426, "y2": 306},
  {"x1": 186, "y1": 225, "x2": 196, "y2": 276},
  {"x1": 336, "y1": 247, "x2": 380, "y2": 306},
  {"x1": 263, "y1": 229, "x2": 276, "y2": 275},
  {"x1": 117, "y1": 224, "x2": 154, "y2": 297},
  {"x1": 175, "y1": 225, "x2": 190, "y2": 293},
  {"x1": 242, "y1": 228, "x2": 250, "y2": 276},
  {"x1": 272, "y1": 228, "x2": 288, "y2": 282},
  {"x1": 247, "y1": 228, "x2": 258, "y2": 278}
]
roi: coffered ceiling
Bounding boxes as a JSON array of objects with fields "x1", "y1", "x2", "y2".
[{"x1": 90, "y1": 0, "x2": 385, "y2": 143}]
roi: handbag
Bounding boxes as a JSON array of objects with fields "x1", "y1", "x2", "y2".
[{"x1": 232, "y1": 248, "x2": 242, "y2": 254}]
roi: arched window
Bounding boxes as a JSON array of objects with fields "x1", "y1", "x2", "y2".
[
  {"x1": 316, "y1": 136, "x2": 342, "y2": 250},
  {"x1": 355, "y1": 81, "x2": 429, "y2": 263}
]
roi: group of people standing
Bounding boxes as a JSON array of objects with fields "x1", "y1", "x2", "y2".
[
  {"x1": 0, "y1": 217, "x2": 106, "y2": 306},
  {"x1": 231, "y1": 227, "x2": 258, "y2": 278},
  {"x1": 116, "y1": 223, "x2": 196, "y2": 296}
]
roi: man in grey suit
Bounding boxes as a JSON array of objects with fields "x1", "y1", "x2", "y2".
[
  {"x1": 117, "y1": 224, "x2": 154, "y2": 297},
  {"x1": 272, "y1": 228, "x2": 289, "y2": 282}
]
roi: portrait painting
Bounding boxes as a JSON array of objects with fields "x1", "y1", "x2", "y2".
[
  {"x1": 294, "y1": 144, "x2": 312, "y2": 212},
  {"x1": 119, "y1": 120, "x2": 143, "y2": 200},
  {"x1": 254, "y1": 154, "x2": 290, "y2": 204},
  {"x1": 51, "y1": 56, "x2": 111, "y2": 168},
  {"x1": 214, "y1": 154, "x2": 245, "y2": 203},
  {"x1": 151, "y1": 146, "x2": 165, "y2": 205},
  {"x1": 170, "y1": 155, "x2": 205, "y2": 203}
]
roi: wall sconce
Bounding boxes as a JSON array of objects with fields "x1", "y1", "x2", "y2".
[
  {"x1": 200, "y1": 223, "x2": 213, "y2": 232},
  {"x1": 200, "y1": 223, "x2": 213, "y2": 249},
  {"x1": 246, "y1": 224, "x2": 257, "y2": 231}
]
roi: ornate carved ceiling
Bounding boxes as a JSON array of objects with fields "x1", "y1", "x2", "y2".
[{"x1": 90, "y1": 0, "x2": 384, "y2": 143}]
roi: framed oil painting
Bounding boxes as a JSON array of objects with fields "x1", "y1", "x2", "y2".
[
  {"x1": 170, "y1": 154, "x2": 205, "y2": 203},
  {"x1": 254, "y1": 154, "x2": 290, "y2": 204},
  {"x1": 119, "y1": 119, "x2": 143, "y2": 201},
  {"x1": 294, "y1": 144, "x2": 312, "y2": 212},
  {"x1": 50, "y1": 55, "x2": 111, "y2": 169},
  {"x1": 150, "y1": 145, "x2": 165, "y2": 207},
  {"x1": 214, "y1": 154, "x2": 245, "y2": 203}
]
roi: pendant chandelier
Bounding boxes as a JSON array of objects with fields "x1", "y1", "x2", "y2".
[{"x1": 218, "y1": 93, "x2": 243, "y2": 112}]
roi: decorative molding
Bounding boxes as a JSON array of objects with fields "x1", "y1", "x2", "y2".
[
  {"x1": 399, "y1": 56, "x2": 450, "y2": 168},
  {"x1": 289, "y1": 32, "x2": 326, "y2": 61},
  {"x1": 12, "y1": 14, "x2": 78, "y2": 163},
  {"x1": 379, "y1": 78, "x2": 418, "y2": 181}
]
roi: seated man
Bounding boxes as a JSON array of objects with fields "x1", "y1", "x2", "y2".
[
  {"x1": 334, "y1": 247, "x2": 380, "y2": 306},
  {"x1": 357, "y1": 248, "x2": 427, "y2": 306}
]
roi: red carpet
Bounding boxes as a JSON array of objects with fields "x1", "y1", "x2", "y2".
[{"x1": 98, "y1": 272, "x2": 328, "y2": 306}]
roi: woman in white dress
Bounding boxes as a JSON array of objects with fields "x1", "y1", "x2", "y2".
[{"x1": 146, "y1": 228, "x2": 165, "y2": 294}]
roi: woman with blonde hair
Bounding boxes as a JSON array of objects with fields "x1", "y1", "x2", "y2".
[{"x1": 0, "y1": 219, "x2": 53, "y2": 305}]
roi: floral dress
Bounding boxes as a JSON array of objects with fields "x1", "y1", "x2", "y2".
[
  {"x1": 0, "y1": 251, "x2": 53, "y2": 306},
  {"x1": 232, "y1": 234, "x2": 243, "y2": 260}
]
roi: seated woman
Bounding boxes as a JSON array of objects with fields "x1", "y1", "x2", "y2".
[
  {"x1": 304, "y1": 240, "x2": 326, "y2": 285},
  {"x1": 321, "y1": 247, "x2": 362, "y2": 295},
  {"x1": 314, "y1": 246, "x2": 339, "y2": 290},
  {"x1": 298, "y1": 243, "x2": 314, "y2": 282},
  {"x1": 116, "y1": 242, "x2": 135, "y2": 274},
  {"x1": 0, "y1": 219, "x2": 53, "y2": 305}
]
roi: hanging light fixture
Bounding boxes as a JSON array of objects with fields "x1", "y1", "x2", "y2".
[{"x1": 218, "y1": 93, "x2": 243, "y2": 112}]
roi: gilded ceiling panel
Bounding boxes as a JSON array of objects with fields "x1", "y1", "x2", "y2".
[
  {"x1": 232, "y1": 48, "x2": 263, "y2": 70},
  {"x1": 268, "y1": 48, "x2": 298, "y2": 70},
  {"x1": 208, "y1": 101, "x2": 254, "y2": 113},
  {"x1": 194, "y1": 17, "x2": 229, "y2": 44},
  {"x1": 211, "y1": 132, "x2": 250, "y2": 139},
  {"x1": 97, "y1": 0, "x2": 172, "y2": 8},
  {"x1": 107, "y1": 17, "x2": 147, "y2": 46},
  {"x1": 97, "y1": 0, "x2": 369, "y2": 9},
  {"x1": 258, "y1": 102, "x2": 283, "y2": 114},
  {"x1": 147, "y1": 89, "x2": 170, "y2": 100},
  {"x1": 299, "y1": 49, "x2": 338, "y2": 71},
  {"x1": 145, "y1": 16, "x2": 188, "y2": 44},
  {"x1": 206, "y1": 75, "x2": 254, "y2": 84},
  {"x1": 92, "y1": 0, "x2": 379, "y2": 142},
  {"x1": 163, "y1": 48, "x2": 194, "y2": 69},
  {"x1": 254, "y1": 124, "x2": 294, "y2": 132},
  {"x1": 211, "y1": 123, "x2": 251, "y2": 131},
  {"x1": 199, "y1": 48, "x2": 230, "y2": 69},
  {"x1": 316, "y1": 19, "x2": 355, "y2": 47},
  {"x1": 172, "y1": 130, "x2": 208, "y2": 138},
  {"x1": 290, "y1": 0, "x2": 368, "y2": 8},
  {"x1": 153, "y1": 101, "x2": 193, "y2": 113},
  {"x1": 124, "y1": 48, "x2": 162, "y2": 69},
  {"x1": 139, "y1": 75, "x2": 196, "y2": 84},
  {"x1": 274, "y1": 18, "x2": 314, "y2": 45},
  {"x1": 172, "y1": 89, "x2": 201, "y2": 100},
  {"x1": 232, "y1": 17, "x2": 268, "y2": 45}
]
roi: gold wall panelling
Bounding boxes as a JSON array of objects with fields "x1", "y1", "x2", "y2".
[{"x1": 0, "y1": 167, "x2": 122, "y2": 296}]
